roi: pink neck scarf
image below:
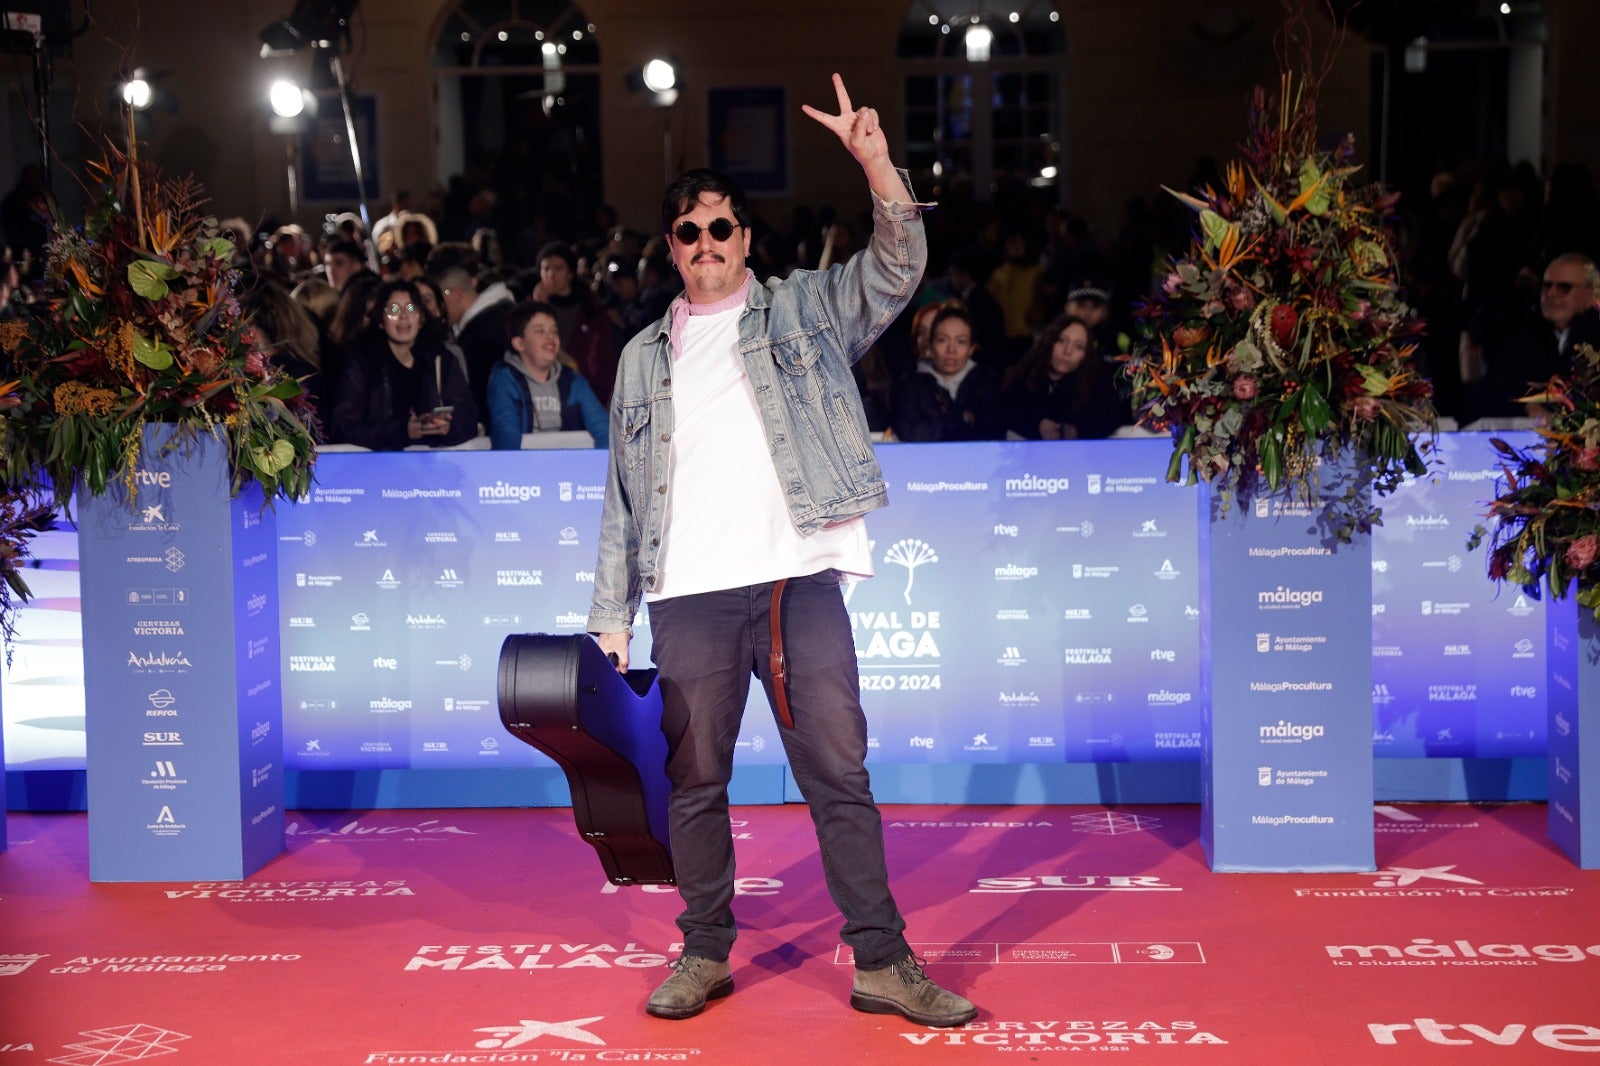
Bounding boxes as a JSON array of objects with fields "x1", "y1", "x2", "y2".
[{"x1": 669, "y1": 270, "x2": 753, "y2": 360}]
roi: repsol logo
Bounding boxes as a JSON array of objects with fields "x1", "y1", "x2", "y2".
[{"x1": 1258, "y1": 586, "x2": 1323, "y2": 607}]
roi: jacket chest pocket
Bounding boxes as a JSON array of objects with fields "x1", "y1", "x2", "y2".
[
  {"x1": 619, "y1": 403, "x2": 652, "y2": 475},
  {"x1": 771, "y1": 330, "x2": 828, "y2": 405}
]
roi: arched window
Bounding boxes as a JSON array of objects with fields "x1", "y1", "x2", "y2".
[
  {"x1": 897, "y1": 1, "x2": 1067, "y2": 204},
  {"x1": 433, "y1": 1, "x2": 602, "y2": 250}
]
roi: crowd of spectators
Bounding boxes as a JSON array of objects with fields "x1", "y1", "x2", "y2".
[{"x1": 3, "y1": 152, "x2": 1596, "y2": 449}]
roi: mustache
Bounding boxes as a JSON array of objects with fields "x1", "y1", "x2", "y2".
[{"x1": 691, "y1": 253, "x2": 725, "y2": 264}]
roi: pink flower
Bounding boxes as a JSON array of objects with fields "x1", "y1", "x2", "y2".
[
  {"x1": 1574, "y1": 448, "x2": 1600, "y2": 472},
  {"x1": 1351, "y1": 396, "x2": 1381, "y2": 421},
  {"x1": 1162, "y1": 272, "x2": 1182, "y2": 296},
  {"x1": 1232, "y1": 375, "x2": 1258, "y2": 400},
  {"x1": 1568, "y1": 534, "x2": 1599, "y2": 572},
  {"x1": 245, "y1": 351, "x2": 267, "y2": 378},
  {"x1": 1225, "y1": 284, "x2": 1255, "y2": 313}
]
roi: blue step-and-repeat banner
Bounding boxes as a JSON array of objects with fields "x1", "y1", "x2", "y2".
[{"x1": 0, "y1": 434, "x2": 1549, "y2": 775}]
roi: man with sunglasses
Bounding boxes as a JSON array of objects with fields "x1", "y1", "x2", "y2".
[
  {"x1": 1480, "y1": 252, "x2": 1599, "y2": 417},
  {"x1": 587, "y1": 74, "x2": 977, "y2": 1029}
]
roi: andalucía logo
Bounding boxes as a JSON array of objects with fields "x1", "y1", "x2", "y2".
[
  {"x1": 127, "y1": 650, "x2": 192, "y2": 671},
  {"x1": 284, "y1": 817, "x2": 475, "y2": 841}
]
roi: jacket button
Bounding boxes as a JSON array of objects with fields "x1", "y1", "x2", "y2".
[
  {"x1": 651, "y1": 538, "x2": 659, "y2": 546},
  {"x1": 661, "y1": 377, "x2": 671, "y2": 387},
  {"x1": 660, "y1": 433, "x2": 670, "y2": 442},
  {"x1": 657, "y1": 485, "x2": 667, "y2": 494},
  {"x1": 646, "y1": 577, "x2": 656, "y2": 587}
]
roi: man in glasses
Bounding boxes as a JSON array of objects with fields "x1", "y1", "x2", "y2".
[
  {"x1": 587, "y1": 74, "x2": 976, "y2": 1029},
  {"x1": 1480, "y1": 252, "x2": 1599, "y2": 418}
]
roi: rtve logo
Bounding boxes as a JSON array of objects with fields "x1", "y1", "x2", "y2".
[{"x1": 1370, "y1": 1019, "x2": 1600, "y2": 1052}]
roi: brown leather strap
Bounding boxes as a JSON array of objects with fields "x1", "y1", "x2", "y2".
[{"x1": 768, "y1": 578, "x2": 794, "y2": 729}]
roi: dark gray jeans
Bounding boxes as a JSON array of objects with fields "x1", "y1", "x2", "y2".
[{"x1": 646, "y1": 570, "x2": 910, "y2": 969}]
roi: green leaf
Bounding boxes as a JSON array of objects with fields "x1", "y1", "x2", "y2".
[
  {"x1": 131, "y1": 333, "x2": 173, "y2": 370},
  {"x1": 1355, "y1": 364, "x2": 1389, "y2": 396},
  {"x1": 201, "y1": 237, "x2": 234, "y2": 261},
  {"x1": 1298, "y1": 159, "x2": 1332, "y2": 216},
  {"x1": 1299, "y1": 384, "x2": 1331, "y2": 435},
  {"x1": 1198, "y1": 209, "x2": 1231, "y2": 255},
  {"x1": 1261, "y1": 433, "x2": 1283, "y2": 489},
  {"x1": 251, "y1": 438, "x2": 296, "y2": 476},
  {"x1": 127, "y1": 259, "x2": 178, "y2": 300}
]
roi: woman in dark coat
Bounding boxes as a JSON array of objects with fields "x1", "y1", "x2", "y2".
[
  {"x1": 1002, "y1": 313, "x2": 1128, "y2": 441},
  {"x1": 891, "y1": 303, "x2": 1005, "y2": 442},
  {"x1": 331, "y1": 278, "x2": 479, "y2": 450}
]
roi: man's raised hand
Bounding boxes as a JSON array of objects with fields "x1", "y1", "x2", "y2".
[{"x1": 801, "y1": 73, "x2": 889, "y2": 171}]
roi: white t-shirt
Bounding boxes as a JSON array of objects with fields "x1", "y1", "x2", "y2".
[{"x1": 647, "y1": 303, "x2": 872, "y2": 601}]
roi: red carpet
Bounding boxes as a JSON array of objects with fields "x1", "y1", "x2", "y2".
[{"x1": 3, "y1": 802, "x2": 1599, "y2": 1063}]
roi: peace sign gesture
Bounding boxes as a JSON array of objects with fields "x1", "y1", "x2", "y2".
[{"x1": 802, "y1": 73, "x2": 890, "y2": 173}]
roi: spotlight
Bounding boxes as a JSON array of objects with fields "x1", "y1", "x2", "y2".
[
  {"x1": 641, "y1": 58, "x2": 676, "y2": 94},
  {"x1": 964, "y1": 24, "x2": 994, "y2": 63},
  {"x1": 627, "y1": 55, "x2": 681, "y2": 108},
  {"x1": 121, "y1": 77, "x2": 153, "y2": 110},
  {"x1": 269, "y1": 78, "x2": 306, "y2": 118},
  {"x1": 258, "y1": 0, "x2": 360, "y2": 57}
]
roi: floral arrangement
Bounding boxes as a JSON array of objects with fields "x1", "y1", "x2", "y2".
[
  {"x1": 0, "y1": 485, "x2": 56, "y2": 655},
  {"x1": 1468, "y1": 343, "x2": 1600, "y2": 622},
  {"x1": 0, "y1": 143, "x2": 320, "y2": 638},
  {"x1": 1122, "y1": 72, "x2": 1436, "y2": 538}
]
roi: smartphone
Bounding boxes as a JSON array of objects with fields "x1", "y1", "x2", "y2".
[{"x1": 430, "y1": 405, "x2": 454, "y2": 418}]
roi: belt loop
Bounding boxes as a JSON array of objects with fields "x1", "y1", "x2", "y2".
[{"x1": 768, "y1": 578, "x2": 794, "y2": 729}]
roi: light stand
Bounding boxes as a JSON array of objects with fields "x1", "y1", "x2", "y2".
[
  {"x1": 322, "y1": 46, "x2": 369, "y2": 232},
  {"x1": 630, "y1": 56, "x2": 682, "y2": 187}
]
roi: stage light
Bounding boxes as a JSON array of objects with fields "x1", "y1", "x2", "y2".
[
  {"x1": 258, "y1": 0, "x2": 359, "y2": 57},
  {"x1": 626, "y1": 56, "x2": 681, "y2": 108},
  {"x1": 121, "y1": 77, "x2": 152, "y2": 110},
  {"x1": 269, "y1": 78, "x2": 305, "y2": 118},
  {"x1": 641, "y1": 58, "x2": 676, "y2": 95},
  {"x1": 965, "y1": 24, "x2": 994, "y2": 63}
]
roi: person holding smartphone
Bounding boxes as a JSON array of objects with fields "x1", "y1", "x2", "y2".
[{"x1": 331, "y1": 278, "x2": 479, "y2": 449}]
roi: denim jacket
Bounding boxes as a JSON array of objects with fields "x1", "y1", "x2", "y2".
[{"x1": 587, "y1": 187, "x2": 926, "y2": 634}]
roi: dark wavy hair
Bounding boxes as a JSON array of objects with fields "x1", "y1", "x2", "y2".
[
  {"x1": 660, "y1": 168, "x2": 751, "y2": 236},
  {"x1": 366, "y1": 278, "x2": 425, "y2": 332},
  {"x1": 1005, "y1": 312, "x2": 1099, "y2": 406}
]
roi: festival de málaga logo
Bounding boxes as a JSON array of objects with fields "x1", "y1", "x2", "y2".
[{"x1": 883, "y1": 537, "x2": 937, "y2": 605}]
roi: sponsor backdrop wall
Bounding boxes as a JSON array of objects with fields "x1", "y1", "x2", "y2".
[{"x1": 2, "y1": 435, "x2": 1548, "y2": 806}]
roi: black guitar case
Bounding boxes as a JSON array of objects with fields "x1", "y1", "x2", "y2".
[{"x1": 497, "y1": 633, "x2": 675, "y2": 885}]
